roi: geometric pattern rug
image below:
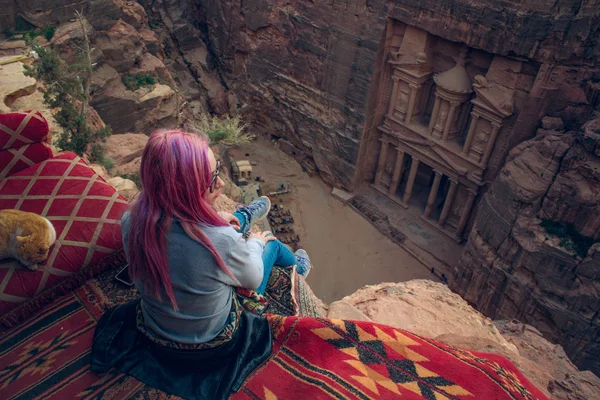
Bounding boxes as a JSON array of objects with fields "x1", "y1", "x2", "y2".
[
  {"x1": 234, "y1": 317, "x2": 550, "y2": 400},
  {"x1": 0, "y1": 277, "x2": 549, "y2": 400}
]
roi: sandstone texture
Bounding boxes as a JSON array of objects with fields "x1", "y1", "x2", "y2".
[
  {"x1": 1, "y1": 1, "x2": 184, "y2": 135},
  {"x1": 0, "y1": 57, "x2": 36, "y2": 113},
  {"x1": 106, "y1": 176, "x2": 139, "y2": 201},
  {"x1": 452, "y1": 118, "x2": 600, "y2": 374},
  {"x1": 340, "y1": 280, "x2": 518, "y2": 356},
  {"x1": 336, "y1": 280, "x2": 600, "y2": 400},
  {"x1": 102, "y1": 132, "x2": 148, "y2": 175}
]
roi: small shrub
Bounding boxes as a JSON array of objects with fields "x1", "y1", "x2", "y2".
[
  {"x1": 122, "y1": 73, "x2": 156, "y2": 91},
  {"x1": 191, "y1": 114, "x2": 254, "y2": 146},
  {"x1": 540, "y1": 219, "x2": 596, "y2": 257},
  {"x1": 120, "y1": 172, "x2": 141, "y2": 189},
  {"x1": 2, "y1": 28, "x2": 15, "y2": 38},
  {"x1": 90, "y1": 143, "x2": 115, "y2": 171},
  {"x1": 43, "y1": 26, "x2": 56, "y2": 41}
]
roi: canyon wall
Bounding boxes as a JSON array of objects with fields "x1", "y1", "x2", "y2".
[
  {"x1": 3, "y1": 1, "x2": 599, "y2": 188},
  {"x1": 192, "y1": 0, "x2": 600, "y2": 190},
  {"x1": 451, "y1": 118, "x2": 600, "y2": 374}
]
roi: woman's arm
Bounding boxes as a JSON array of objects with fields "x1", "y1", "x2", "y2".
[{"x1": 223, "y1": 233, "x2": 265, "y2": 290}]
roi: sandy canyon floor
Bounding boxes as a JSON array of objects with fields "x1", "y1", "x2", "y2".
[{"x1": 230, "y1": 136, "x2": 435, "y2": 303}]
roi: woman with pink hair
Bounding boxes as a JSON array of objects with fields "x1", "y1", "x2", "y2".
[
  {"x1": 92, "y1": 129, "x2": 312, "y2": 398},
  {"x1": 121, "y1": 129, "x2": 312, "y2": 347}
]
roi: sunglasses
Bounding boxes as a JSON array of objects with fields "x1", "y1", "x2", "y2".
[{"x1": 209, "y1": 159, "x2": 221, "y2": 193}]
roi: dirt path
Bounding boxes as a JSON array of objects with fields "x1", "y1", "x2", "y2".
[{"x1": 230, "y1": 136, "x2": 434, "y2": 303}]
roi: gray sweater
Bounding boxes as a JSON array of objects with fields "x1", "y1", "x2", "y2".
[{"x1": 121, "y1": 212, "x2": 265, "y2": 344}]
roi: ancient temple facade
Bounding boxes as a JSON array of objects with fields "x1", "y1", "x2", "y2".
[{"x1": 371, "y1": 25, "x2": 520, "y2": 241}]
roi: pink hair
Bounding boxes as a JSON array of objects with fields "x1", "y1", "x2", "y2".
[{"x1": 127, "y1": 129, "x2": 239, "y2": 309}]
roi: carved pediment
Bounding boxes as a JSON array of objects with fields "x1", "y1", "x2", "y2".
[{"x1": 391, "y1": 130, "x2": 468, "y2": 176}]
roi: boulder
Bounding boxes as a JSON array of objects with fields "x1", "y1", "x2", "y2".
[
  {"x1": 102, "y1": 132, "x2": 148, "y2": 175},
  {"x1": 106, "y1": 176, "x2": 139, "y2": 201},
  {"x1": 91, "y1": 78, "x2": 177, "y2": 134},
  {"x1": 95, "y1": 21, "x2": 145, "y2": 73},
  {"x1": 541, "y1": 116, "x2": 565, "y2": 131},
  {"x1": 327, "y1": 300, "x2": 371, "y2": 322},
  {"x1": 121, "y1": 0, "x2": 149, "y2": 29}
]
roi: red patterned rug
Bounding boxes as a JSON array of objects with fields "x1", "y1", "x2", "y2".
[{"x1": 0, "y1": 280, "x2": 549, "y2": 400}]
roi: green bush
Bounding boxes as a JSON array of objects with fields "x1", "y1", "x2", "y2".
[
  {"x1": 43, "y1": 26, "x2": 56, "y2": 41},
  {"x1": 540, "y1": 219, "x2": 595, "y2": 257},
  {"x1": 191, "y1": 114, "x2": 254, "y2": 146},
  {"x1": 122, "y1": 73, "x2": 156, "y2": 91}
]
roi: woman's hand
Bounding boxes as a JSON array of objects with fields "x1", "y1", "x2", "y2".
[
  {"x1": 249, "y1": 231, "x2": 277, "y2": 244},
  {"x1": 218, "y1": 211, "x2": 241, "y2": 230}
]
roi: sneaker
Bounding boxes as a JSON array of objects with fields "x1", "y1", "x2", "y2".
[
  {"x1": 294, "y1": 249, "x2": 312, "y2": 278},
  {"x1": 237, "y1": 196, "x2": 271, "y2": 233}
]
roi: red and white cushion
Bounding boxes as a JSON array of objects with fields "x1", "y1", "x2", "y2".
[
  {"x1": 0, "y1": 110, "x2": 49, "y2": 151},
  {"x1": 0, "y1": 142, "x2": 54, "y2": 180},
  {"x1": 0, "y1": 110, "x2": 52, "y2": 179},
  {"x1": 0, "y1": 152, "x2": 128, "y2": 316}
]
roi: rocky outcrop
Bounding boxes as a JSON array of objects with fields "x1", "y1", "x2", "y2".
[
  {"x1": 102, "y1": 132, "x2": 148, "y2": 175},
  {"x1": 92, "y1": 79, "x2": 178, "y2": 133},
  {"x1": 334, "y1": 280, "x2": 600, "y2": 400},
  {"x1": 1, "y1": 0, "x2": 122, "y2": 31},
  {"x1": 338, "y1": 281, "x2": 518, "y2": 357},
  {"x1": 0, "y1": 2, "x2": 182, "y2": 135},
  {"x1": 452, "y1": 118, "x2": 600, "y2": 374}
]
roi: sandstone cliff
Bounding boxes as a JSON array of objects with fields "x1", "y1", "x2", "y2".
[
  {"x1": 171, "y1": 0, "x2": 600, "y2": 191},
  {"x1": 452, "y1": 117, "x2": 600, "y2": 374},
  {"x1": 1, "y1": 1, "x2": 204, "y2": 134},
  {"x1": 331, "y1": 280, "x2": 600, "y2": 400}
]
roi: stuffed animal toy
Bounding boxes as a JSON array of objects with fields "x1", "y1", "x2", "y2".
[{"x1": 0, "y1": 209, "x2": 56, "y2": 270}]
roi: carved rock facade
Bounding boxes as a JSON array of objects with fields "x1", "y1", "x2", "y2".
[{"x1": 369, "y1": 22, "x2": 529, "y2": 240}]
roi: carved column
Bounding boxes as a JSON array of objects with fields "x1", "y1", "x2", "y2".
[
  {"x1": 374, "y1": 137, "x2": 390, "y2": 187},
  {"x1": 456, "y1": 189, "x2": 477, "y2": 237},
  {"x1": 442, "y1": 102, "x2": 459, "y2": 141},
  {"x1": 402, "y1": 157, "x2": 420, "y2": 204},
  {"x1": 439, "y1": 179, "x2": 458, "y2": 227},
  {"x1": 428, "y1": 96, "x2": 441, "y2": 131},
  {"x1": 387, "y1": 76, "x2": 401, "y2": 116},
  {"x1": 405, "y1": 84, "x2": 419, "y2": 124},
  {"x1": 462, "y1": 114, "x2": 479, "y2": 154},
  {"x1": 423, "y1": 171, "x2": 443, "y2": 218},
  {"x1": 480, "y1": 122, "x2": 501, "y2": 166},
  {"x1": 389, "y1": 149, "x2": 406, "y2": 195}
]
